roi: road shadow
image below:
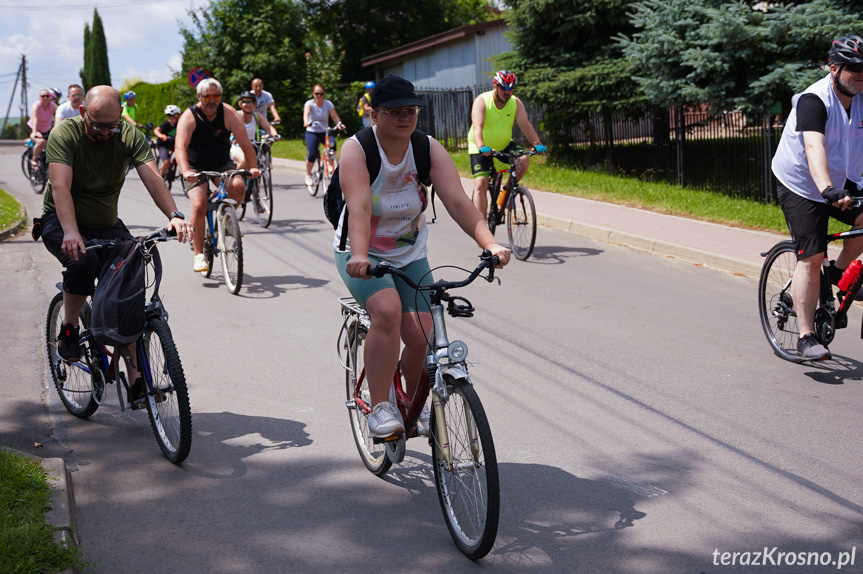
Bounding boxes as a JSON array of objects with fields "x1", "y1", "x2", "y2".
[
  {"x1": 243, "y1": 218, "x2": 323, "y2": 234},
  {"x1": 237, "y1": 273, "x2": 329, "y2": 299},
  {"x1": 802, "y1": 354, "x2": 863, "y2": 385},
  {"x1": 524, "y1": 245, "x2": 604, "y2": 265}
]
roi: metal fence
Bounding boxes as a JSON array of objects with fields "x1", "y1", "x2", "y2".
[{"x1": 414, "y1": 87, "x2": 784, "y2": 204}]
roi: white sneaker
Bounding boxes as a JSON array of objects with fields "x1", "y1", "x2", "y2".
[
  {"x1": 368, "y1": 402, "x2": 405, "y2": 438},
  {"x1": 305, "y1": 174, "x2": 314, "y2": 186},
  {"x1": 419, "y1": 403, "x2": 431, "y2": 430},
  {"x1": 193, "y1": 253, "x2": 209, "y2": 273}
]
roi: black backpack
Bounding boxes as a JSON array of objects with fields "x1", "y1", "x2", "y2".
[
  {"x1": 90, "y1": 238, "x2": 162, "y2": 347},
  {"x1": 324, "y1": 127, "x2": 432, "y2": 250}
]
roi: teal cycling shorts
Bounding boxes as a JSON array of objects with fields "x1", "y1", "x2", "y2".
[{"x1": 335, "y1": 252, "x2": 433, "y2": 314}]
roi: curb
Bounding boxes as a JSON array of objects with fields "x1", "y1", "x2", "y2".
[
  {"x1": 0, "y1": 204, "x2": 27, "y2": 242},
  {"x1": 537, "y1": 213, "x2": 764, "y2": 279},
  {"x1": 4, "y1": 448, "x2": 78, "y2": 570}
]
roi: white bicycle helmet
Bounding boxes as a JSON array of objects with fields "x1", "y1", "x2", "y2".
[{"x1": 164, "y1": 104, "x2": 181, "y2": 116}]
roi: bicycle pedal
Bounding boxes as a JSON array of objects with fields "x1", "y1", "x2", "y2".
[{"x1": 372, "y1": 433, "x2": 403, "y2": 444}]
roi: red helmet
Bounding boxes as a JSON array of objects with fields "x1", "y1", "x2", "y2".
[{"x1": 493, "y1": 70, "x2": 517, "y2": 90}]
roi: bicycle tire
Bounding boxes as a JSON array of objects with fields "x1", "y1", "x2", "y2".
[
  {"x1": 431, "y1": 375, "x2": 499, "y2": 559},
  {"x1": 201, "y1": 222, "x2": 214, "y2": 279},
  {"x1": 46, "y1": 292, "x2": 102, "y2": 418},
  {"x1": 29, "y1": 152, "x2": 47, "y2": 195},
  {"x1": 308, "y1": 163, "x2": 320, "y2": 196},
  {"x1": 345, "y1": 321, "x2": 392, "y2": 476},
  {"x1": 141, "y1": 317, "x2": 192, "y2": 464},
  {"x1": 257, "y1": 169, "x2": 274, "y2": 228},
  {"x1": 21, "y1": 148, "x2": 32, "y2": 178},
  {"x1": 507, "y1": 186, "x2": 536, "y2": 260},
  {"x1": 218, "y1": 205, "x2": 244, "y2": 294},
  {"x1": 238, "y1": 180, "x2": 254, "y2": 221},
  {"x1": 758, "y1": 241, "x2": 805, "y2": 362}
]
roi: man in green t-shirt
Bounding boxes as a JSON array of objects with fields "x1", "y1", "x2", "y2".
[
  {"x1": 39, "y1": 86, "x2": 192, "y2": 379},
  {"x1": 467, "y1": 70, "x2": 546, "y2": 216},
  {"x1": 121, "y1": 90, "x2": 141, "y2": 129}
]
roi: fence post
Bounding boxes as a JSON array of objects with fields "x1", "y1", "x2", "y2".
[
  {"x1": 761, "y1": 114, "x2": 777, "y2": 204},
  {"x1": 675, "y1": 106, "x2": 686, "y2": 187}
]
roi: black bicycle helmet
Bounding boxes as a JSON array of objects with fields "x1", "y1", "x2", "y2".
[
  {"x1": 239, "y1": 90, "x2": 256, "y2": 102},
  {"x1": 828, "y1": 35, "x2": 863, "y2": 65}
]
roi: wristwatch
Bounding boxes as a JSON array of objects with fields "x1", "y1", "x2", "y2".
[{"x1": 169, "y1": 211, "x2": 185, "y2": 220}]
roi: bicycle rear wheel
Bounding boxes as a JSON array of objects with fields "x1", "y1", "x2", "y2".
[
  {"x1": 431, "y1": 375, "x2": 499, "y2": 559},
  {"x1": 218, "y1": 205, "x2": 244, "y2": 294},
  {"x1": 256, "y1": 168, "x2": 274, "y2": 228},
  {"x1": 758, "y1": 241, "x2": 805, "y2": 362},
  {"x1": 507, "y1": 186, "x2": 536, "y2": 260},
  {"x1": 46, "y1": 292, "x2": 102, "y2": 418},
  {"x1": 345, "y1": 320, "x2": 392, "y2": 476},
  {"x1": 141, "y1": 318, "x2": 192, "y2": 464}
]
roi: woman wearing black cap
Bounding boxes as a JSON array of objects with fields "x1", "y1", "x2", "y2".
[{"x1": 334, "y1": 75, "x2": 511, "y2": 438}]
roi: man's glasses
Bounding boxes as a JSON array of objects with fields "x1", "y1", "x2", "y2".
[
  {"x1": 84, "y1": 111, "x2": 121, "y2": 133},
  {"x1": 40, "y1": 95, "x2": 50, "y2": 99},
  {"x1": 845, "y1": 63, "x2": 863, "y2": 74},
  {"x1": 200, "y1": 94, "x2": 221, "y2": 101},
  {"x1": 69, "y1": 93, "x2": 83, "y2": 99},
  {"x1": 379, "y1": 107, "x2": 421, "y2": 119}
]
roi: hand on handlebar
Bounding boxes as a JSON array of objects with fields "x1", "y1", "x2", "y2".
[
  {"x1": 533, "y1": 144, "x2": 547, "y2": 154},
  {"x1": 479, "y1": 145, "x2": 492, "y2": 155},
  {"x1": 485, "y1": 243, "x2": 510, "y2": 268},
  {"x1": 166, "y1": 218, "x2": 193, "y2": 244},
  {"x1": 347, "y1": 255, "x2": 373, "y2": 280},
  {"x1": 61, "y1": 230, "x2": 87, "y2": 262}
]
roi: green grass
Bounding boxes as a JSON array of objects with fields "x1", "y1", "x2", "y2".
[
  {"x1": 271, "y1": 139, "x2": 849, "y2": 235},
  {"x1": 0, "y1": 449, "x2": 85, "y2": 573},
  {"x1": 0, "y1": 188, "x2": 24, "y2": 232}
]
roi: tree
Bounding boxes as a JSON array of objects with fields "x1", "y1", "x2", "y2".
[
  {"x1": 618, "y1": 0, "x2": 863, "y2": 116},
  {"x1": 180, "y1": 0, "x2": 307, "y2": 134},
  {"x1": 79, "y1": 23, "x2": 91, "y2": 89},
  {"x1": 308, "y1": 0, "x2": 495, "y2": 83},
  {"x1": 88, "y1": 9, "x2": 111, "y2": 87},
  {"x1": 496, "y1": 0, "x2": 644, "y2": 161}
]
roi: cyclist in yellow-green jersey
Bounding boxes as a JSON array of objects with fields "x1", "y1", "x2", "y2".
[
  {"x1": 121, "y1": 91, "x2": 141, "y2": 129},
  {"x1": 467, "y1": 70, "x2": 546, "y2": 216}
]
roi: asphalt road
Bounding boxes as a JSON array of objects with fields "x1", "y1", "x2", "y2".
[{"x1": 1, "y1": 145, "x2": 862, "y2": 573}]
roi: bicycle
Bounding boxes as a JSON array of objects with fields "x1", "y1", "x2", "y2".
[
  {"x1": 21, "y1": 138, "x2": 48, "y2": 194},
  {"x1": 195, "y1": 169, "x2": 248, "y2": 294},
  {"x1": 45, "y1": 228, "x2": 192, "y2": 464},
  {"x1": 338, "y1": 251, "x2": 501, "y2": 559},
  {"x1": 161, "y1": 146, "x2": 179, "y2": 193},
  {"x1": 307, "y1": 126, "x2": 342, "y2": 197},
  {"x1": 239, "y1": 136, "x2": 277, "y2": 228},
  {"x1": 758, "y1": 201, "x2": 863, "y2": 362},
  {"x1": 485, "y1": 148, "x2": 542, "y2": 261}
]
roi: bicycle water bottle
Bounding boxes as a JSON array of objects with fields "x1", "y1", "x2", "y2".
[
  {"x1": 495, "y1": 175, "x2": 508, "y2": 210},
  {"x1": 837, "y1": 260, "x2": 863, "y2": 292}
]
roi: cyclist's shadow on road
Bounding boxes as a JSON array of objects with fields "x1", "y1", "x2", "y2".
[
  {"x1": 525, "y1": 245, "x2": 603, "y2": 265},
  {"x1": 234, "y1": 274, "x2": 329, "y2": 299},
  {"x1": 181, "y1": 411, "x2": 312, "y2": 480},
  {"x1": 384, "y1": 452, "x2": 650, "y2": 567},
  {"x1": 249, "y1": 218, "x2": 323, "y2": 234},
  {"x1": 802, "y1": 354, "x2": 863, "y2": 385}
]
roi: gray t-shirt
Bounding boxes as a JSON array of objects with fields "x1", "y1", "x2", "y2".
[{"x1": 304, "y1": 99, "x2": 334, "y2": 133}]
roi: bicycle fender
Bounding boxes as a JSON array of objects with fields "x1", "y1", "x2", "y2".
[{"x1": 437, "y1": 363, "x2": 470, "y2": 388}]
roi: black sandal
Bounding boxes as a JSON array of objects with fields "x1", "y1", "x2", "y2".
[{"x1": 129, "y1": 377, "x2": 147, "y2": 409}]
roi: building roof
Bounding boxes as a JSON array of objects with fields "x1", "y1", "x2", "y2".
[{"x1": 361, "y1": 19, "x2": 507, "y2": 68}]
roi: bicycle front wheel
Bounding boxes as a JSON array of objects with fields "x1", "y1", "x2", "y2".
[
  {"x1": 431, "y1": 375, "x2": 499, "y2": 559},
  {"x1": 218, "y1": 205, "x2": 244, "y2": 294},
  {"x1": 46, "y1": 293, "x2": 101, "y2": 418},
  {"x1": 507, "y1": 186, "x2": 536, "y2": 260},
  {"x1": 758, "y1": 240, "x2": 804, "y2": 362},
  {"x1": 345, "y1": 321, "x2": 392, "y2": 476},
  {"x1": 308, "y1": 164, "x2": 320, "y2": 196},
  {"x1": 257, "y1": 168, "x2": 274, "y2": 228},
  {"x1": 201, "y1": 221, "x2": 214, "y2": 278},
  {"x1": 238, "y1": 180, "x2": 253, "y2": 221},
  {"x1": 141, "y1": 318, "x2": 192, "y2": 464},
  {"x1": 21, "y1": 148, "x2": 32, "y2": 178}
]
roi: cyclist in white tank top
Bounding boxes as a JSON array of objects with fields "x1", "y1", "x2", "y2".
[
  {"x1": 231, "y1": 91, "x2": 279, "y2": 163},
  {"x1": 335, "y1": 76, "x2": 511, "y2": 438}
]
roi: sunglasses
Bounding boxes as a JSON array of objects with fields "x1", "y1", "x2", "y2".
[
  {"x1": 200, "y1": 93, "x2": 221, "y2": 101},
  {"x1": 379, "y1": 107, "x2": 421, "y2": 119},
  {"x1": 845, "y1": 63, "x2": 863, "y2": 74},
  {"x1": 84, "y1": 111, "x2": 121, "y2": 133},
  {"x1": 314, "y1": 92, "x2": 325, "y2": 96},
  {"x1": 40, "y1": 95, "x2": 50, "y2": 98}
]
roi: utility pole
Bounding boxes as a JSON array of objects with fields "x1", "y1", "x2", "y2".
[
  {"x1": 1, "y1": 55, "x2": 26, "y2": 139},
  {"x1": 21, "y1": 54, "x2": 28, "y2": 136}
]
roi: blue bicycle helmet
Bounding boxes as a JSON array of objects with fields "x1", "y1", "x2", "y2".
[
  {"x1": 123, "y1": 90, "x2": 136, "y2": 101},
  {"x1": 365, "y1": 81, "x2": 375, "y2": 90}
]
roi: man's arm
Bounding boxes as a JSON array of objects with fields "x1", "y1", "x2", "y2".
[
  {"x1": 470, "y1": 96, "x2": 487, "y2": 151},
  {"x1": 268, "y1": 101, "x2": 281, "y2": 124},
  {"x1": 137, "y1": 162, "x2": 193, "y2": 241},
  {"x1": 174, "y1": 109, "x2": 196, "y2": 181},
  {"x1": 514, "y1": 97, "x2": 542, "y2": 148},
  {"x1": 47, "y1": 162, "x2": 85, "y2": 261},
  {"x1": 803, "y1": 130, "x2": 851, "y2": 208}
]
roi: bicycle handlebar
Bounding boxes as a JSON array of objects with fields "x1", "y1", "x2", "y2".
[
  {"x1": 194, "y1": 169, "x2": 253, "y2": 181},
  {"x1": 367, "y1": 251, "x2": 500, "y2": 291},
  {"x1": 490, "y1": 148, "x2": 544, "y2": 163},
  {"x1": 83, "y1": 228, "x2": 177, "y2": 251}
]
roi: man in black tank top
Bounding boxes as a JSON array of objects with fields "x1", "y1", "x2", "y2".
[{"x1": 175, "y1": 78, "x2": 261, "y2": 273}]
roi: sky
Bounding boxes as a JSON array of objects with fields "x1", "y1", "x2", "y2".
[{"x1": 0, "y1": 0, "x2": 210, "y2": 121}]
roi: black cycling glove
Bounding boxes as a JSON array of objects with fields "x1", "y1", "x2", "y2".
[{"x1": 822, "y1": 185, "x2": 850, "y2": 204}]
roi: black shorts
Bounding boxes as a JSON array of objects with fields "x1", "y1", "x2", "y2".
[
  {"x1": 777, "y1": 183, "x2": 863, "y2": 260},
  {"x1": 470, "y1": 141, "x2": 521, "y2": 178},
  {"x1": 40, "y1": 210, "x2": 133, "y2": 296}
]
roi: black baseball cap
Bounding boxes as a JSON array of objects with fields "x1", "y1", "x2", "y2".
[{"x1": 370, "y1": 75, "x2": 427, "y2": 109}]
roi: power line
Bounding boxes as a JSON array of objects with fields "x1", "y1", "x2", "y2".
[{"x1": 0, "y1": 0, "x2": 173, "y2": 10}]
